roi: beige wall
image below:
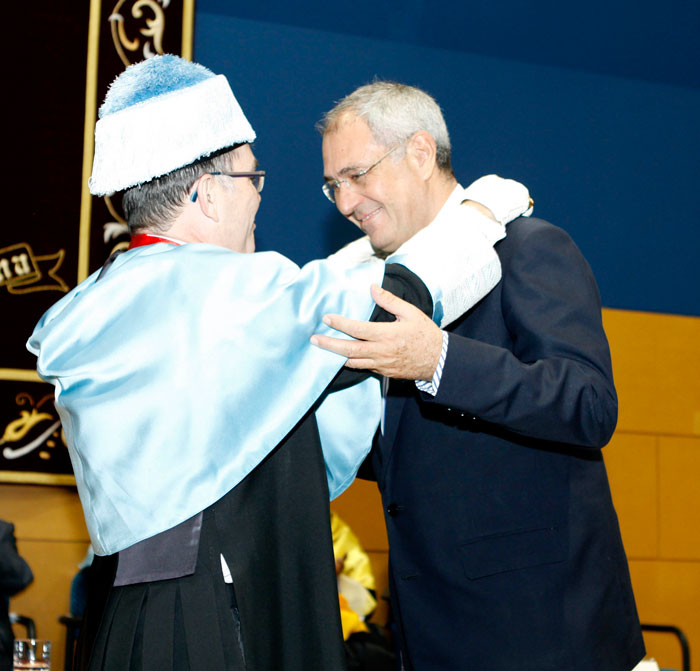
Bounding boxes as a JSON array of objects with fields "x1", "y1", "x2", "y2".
[
  {"x1": 603, "y1": 309, "x2": 700, "y2": 670},
  {"x1": 4, "y1": 308, "x2": 699, "y2": 670}
]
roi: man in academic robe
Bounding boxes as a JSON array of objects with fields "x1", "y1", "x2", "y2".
[{"x1": 28, "y1": 57, "x2": 532, "y2": 670}]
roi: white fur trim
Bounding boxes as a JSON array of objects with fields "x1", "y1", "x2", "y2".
[
  {"x1": 89, "y1": 75, "x2": 255, "y2": 195},
  {"x1": 387, "y1": 203, "x2": 503, "y2": 328},
  {"x1": 325, "y1": 235, "x2": 379, "y2": 268},
  {"x1": 461, "y1": 174, "x2": 533, "y2": 226}
]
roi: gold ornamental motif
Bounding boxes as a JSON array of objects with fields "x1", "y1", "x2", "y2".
[
  {"x1": 109, "y1": 0, "x2": 170, "y2": 67},
  {"x1": 0, "y1": 242, "x2": 68, "y2": 294},
  {"x1": 0, "y1": 393, "x2": 65, "y2": 463}
]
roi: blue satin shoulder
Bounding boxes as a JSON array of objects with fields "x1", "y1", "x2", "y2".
[{"x1": 28, "y1": 243, "x2": 384, "y2": 554}]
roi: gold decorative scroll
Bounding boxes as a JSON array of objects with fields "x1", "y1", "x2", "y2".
[
  {"x1": 0, "y1": 243, "x2": 69, "y2": 295},
  {"x1": 109, "y1": 0, "x2": 170, "y2": 67},
  {"x1": 1, "y1": 0, "x2": 194, "y2": 486}
]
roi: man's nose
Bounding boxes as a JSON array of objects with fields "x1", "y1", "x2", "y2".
[{"x1": 334, "y1": 184, "x2": 363, "y2": 217}]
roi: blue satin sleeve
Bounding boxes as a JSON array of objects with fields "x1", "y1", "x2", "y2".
[{"x1": 28, "y1": 243, "x2": 384, "y2": 554}]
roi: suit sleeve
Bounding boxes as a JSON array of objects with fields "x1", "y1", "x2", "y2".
[
  {"x1": 0, "y1": 521, "x2": 34, "y2": 596},
  {"x1": 427, "y1": 223, "x2": 617, "y2": 448}
]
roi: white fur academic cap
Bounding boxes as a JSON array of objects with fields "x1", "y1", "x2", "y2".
[{"x1": 89, "y1": 55, "x2": 256, "y2": 196}]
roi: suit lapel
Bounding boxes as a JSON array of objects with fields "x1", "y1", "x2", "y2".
[{"x1": 377, "y1": 378, "x2": 412, "y2": 475}]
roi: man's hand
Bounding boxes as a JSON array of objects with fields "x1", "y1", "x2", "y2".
[{"x1": 310, "y1": 284, "x2": 443, "y2": 381}]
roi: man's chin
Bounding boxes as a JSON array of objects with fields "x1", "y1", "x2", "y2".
[
  {"x1": 367, "y1": 232, "x2": 397, "y2": 259},
  {"x1": 369, "y1": 240, "x2": 391, "y2": 260}
]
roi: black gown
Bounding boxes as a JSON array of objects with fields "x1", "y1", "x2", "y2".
[{"x1": 76, "y1": 264, "x2": 431, "y2": 671}]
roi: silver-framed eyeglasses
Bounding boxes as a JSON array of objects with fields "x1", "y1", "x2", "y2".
[
  {"x1": 322, "y1": 144, "x2": 401, "y2": 204},
  {"x1": 190, "y1": 170, "x2": 265, "y2": 202}
]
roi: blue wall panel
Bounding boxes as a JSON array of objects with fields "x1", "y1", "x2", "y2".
[{"x1": 194, "y1": 15, "x2": 699, "y2": 316}]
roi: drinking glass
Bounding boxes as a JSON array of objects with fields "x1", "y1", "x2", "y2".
[{"x1": 13, "y1": 639, "x2": 51, "y2": 670}]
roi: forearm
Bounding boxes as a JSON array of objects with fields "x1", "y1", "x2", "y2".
[
  {"x1": 431, "y1": 334, "x2": 617, "y2": 447},
  {"x1": 425, "y1": 222, "x2": 618, "y2": 448}
]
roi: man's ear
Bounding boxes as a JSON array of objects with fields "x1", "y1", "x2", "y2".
[
  {"x1": 194, "y1": 174, "x2": 219, "y2": 221},
  {"x1": 407, "y1": 131, "x2": 437, "y2": 179}
]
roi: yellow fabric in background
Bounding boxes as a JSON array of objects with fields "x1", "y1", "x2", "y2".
[
  {"x1": 331, "y1": 511, "x2": 376, "y2": 593},
  {"x1": 339, "y1": 593, "x2": 369, "y2": 640}
]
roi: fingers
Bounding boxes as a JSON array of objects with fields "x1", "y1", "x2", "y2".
[
  {"x1": 312, "y1": 285, "x2": 427, "y2": 346},
  {"x1": 309, "y1": 332, "x2": 360, "y2": 358},
  {"x1": 340, "y1": 357, "x2": 377, "y2": 371},
  {"x1": 310, "y1": 331, "x2": 382, "y2": 361},
  {"x1": 370, "y1": 283, "x2": 422, "y2": 321},
  {"x1": 309, "y1": 283, "x2": 439, "y2": 379},
  {"x1": 321, "y1": 313, "x2": 389, "y2": 341},
  {"x1": 309, "y1": 333, "x2": 381, "y2": 373}
]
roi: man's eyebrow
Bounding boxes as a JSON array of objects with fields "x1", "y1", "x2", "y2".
[
  {"x1": 339, "y1": 163, "x2": 363, "y2": 176},
  {"x1": 323, "y1": 163, "x2": 364, "y2": 182}
]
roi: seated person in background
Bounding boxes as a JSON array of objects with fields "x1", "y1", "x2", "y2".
[
  {"x1": 0, "y1": 520, "x2": 34, "y2": 671},
  {"x1": 332, "y1": 512, "x2": 395, "y2": 671},
  {"x1": 69, "y1": 546, "x2": 95, "y2": 620}
]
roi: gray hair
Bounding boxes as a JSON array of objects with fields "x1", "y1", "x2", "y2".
[
  {"x1": 122, "y1": 147, "x2": 235, "y2": 233},
  {"x1": 317, "y1": 81, "x2": 452, "y2": 173}
]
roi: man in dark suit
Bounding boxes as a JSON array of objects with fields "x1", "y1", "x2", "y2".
[
  {"x1": 0, "y1": 520, "x2": 34, "y2": 671},
  {"x1": 313, "y1": 81, "x2": 646, "y2": 670}
]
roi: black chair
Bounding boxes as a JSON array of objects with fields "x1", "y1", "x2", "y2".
[
  {"x1": 640, "y1": 623, "x2": 690, "y2": 671},
  {"x1": 58, "y1": 562, "x2": 91, "y2": 671},
  {"x1": 9, "y1": 612, "x2": 36, "y2": 639},
  {"x1": 58, "y1": 614, "x2": 82, "y2": 671}
]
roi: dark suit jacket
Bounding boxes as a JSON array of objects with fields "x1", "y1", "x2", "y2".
[
  {"x1": 372, "y1": 217, "x2": 645, "y2": 671},
  {"x1": 1, "y1": 521, "x2": 34, "y2": 671}
]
